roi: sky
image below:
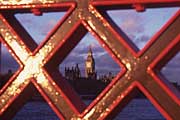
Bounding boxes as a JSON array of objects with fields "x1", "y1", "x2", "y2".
[{"x1": 1, "y1": 7, "x2": 180, "y2": 84}]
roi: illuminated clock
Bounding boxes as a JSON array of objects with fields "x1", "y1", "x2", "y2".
[{"x1": 86, "y1": 62, "x2": 91, "y2": 68}]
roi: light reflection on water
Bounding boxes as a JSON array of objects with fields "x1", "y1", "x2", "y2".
[{"x1": 13, "y1": 99, "x2": 165, "y2": 120}]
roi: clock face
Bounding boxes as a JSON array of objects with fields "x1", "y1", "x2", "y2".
[{"x1": 86, "y1": 62, "x2": 91, "y2": 68}]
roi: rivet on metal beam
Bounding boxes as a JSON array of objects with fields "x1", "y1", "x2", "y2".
[
  {"x1": 31, "y1": 9, "x2": 42, "y2": 16},
  {"x1": 132, "y1": 4, "x2": 146, "y2": 12}
]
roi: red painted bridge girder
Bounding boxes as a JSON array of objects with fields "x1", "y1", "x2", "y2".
[{"x1": 0, "y1": 0, "x2": 180, "y2": 120}]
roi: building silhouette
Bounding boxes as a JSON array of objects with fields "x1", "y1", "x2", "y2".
[
  {"x1": 65, "y1": 64, "x2": 81, "y2": 80},
  {"x1": 63, "y1": 46, "x2": 114, "y2": 97},
  {"x1": 85, "y1": 46, "x2": 97, "y2": 79},
  {"x1": 0, "y1": 69, "x2": 13, "y2": 88},
  {"x1": 64, "y1": 46, "x2": 113, "y2": 83}
]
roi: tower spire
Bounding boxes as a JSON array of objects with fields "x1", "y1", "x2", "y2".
[
  {"x1": 88, "y1": 45, "x2": 93, "y2": 56},
  {"x1": 85, "y1": 45, "x2": 96, "y2": 79}
]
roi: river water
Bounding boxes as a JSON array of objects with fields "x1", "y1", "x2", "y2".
[{"x1": 13, "y1": 99, "x2": 165, "y2": 120}]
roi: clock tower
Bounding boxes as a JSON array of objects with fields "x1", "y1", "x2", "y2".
[{"x1": 85, "y1": 46, "x2": 96, "y2": 78}]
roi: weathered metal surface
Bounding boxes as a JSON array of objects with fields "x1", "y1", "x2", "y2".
[{"x1": 0, "y1": 0, "x2": 180, "y2": 119}]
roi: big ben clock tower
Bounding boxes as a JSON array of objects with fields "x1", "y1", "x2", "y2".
[{"x1": 85, "y1": 46, "x2": 96, "y2": 78}]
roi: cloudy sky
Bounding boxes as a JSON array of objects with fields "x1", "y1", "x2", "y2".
[{"x1": 1, "y1": 7, "x2": 179, "y2": 84}]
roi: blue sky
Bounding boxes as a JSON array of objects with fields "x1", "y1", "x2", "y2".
[{"x1": 1, "y1": 7, "x2": 180, "y2": 84}]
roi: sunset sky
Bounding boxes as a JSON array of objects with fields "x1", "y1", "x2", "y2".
[{"x1": 1, "y1": 7, "x2": 179, "y2": 84}]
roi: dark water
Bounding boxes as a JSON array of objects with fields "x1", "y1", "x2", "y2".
[{"x1": 13, "y1": 99, "x2": 165, "y2": 120}]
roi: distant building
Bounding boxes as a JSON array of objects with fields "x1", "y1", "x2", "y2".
[
  {"x1": 65, "y1": 64, "x2": 81, "y2": 80},
  {"x1": 99, "y1": 72, "x2": 114, "y2": 84},
  {"x1": 0, "y1": 69, "x2": 13, "y2": 88},
  {"x1": 64, "y1": 46, "x2": 113, "y2": 83},
  {"x1": 63, "y1": 46, "x2": 115, "y2": 96},
  {"x1": 85, "y1": 46, "x2": 97, "y2": 79}
]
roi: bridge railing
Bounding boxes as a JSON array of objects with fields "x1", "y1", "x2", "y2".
[{"x1": 0, "y1": 0, "x2": 180, "y2": 119}]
